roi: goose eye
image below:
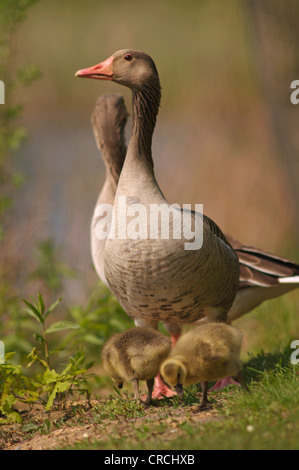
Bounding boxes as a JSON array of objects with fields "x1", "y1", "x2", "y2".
[{"x1": 124, "y1": 54, "x2": 133, "y2": 62}]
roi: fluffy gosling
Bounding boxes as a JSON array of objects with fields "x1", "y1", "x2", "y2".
[
  {"x1": 102, "y1": 327, "x2": 171, "y2": 404},
  {"x1": 160, "y1": 322, "x2": 248, "y2": 410}
]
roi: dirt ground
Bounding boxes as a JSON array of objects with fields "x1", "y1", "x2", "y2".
[{"x1": 0, "y1": 397, "x2": 223, "y2": 450}]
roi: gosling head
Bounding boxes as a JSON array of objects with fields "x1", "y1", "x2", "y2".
[
  {"x1": 160, "y1": 357, "x2": 187, "y2": 398},
  {"x1": 101, "y1": 345, "x2": 124, "y2": 390},
  {"x1": 104, "y1": 370, "x2": 124, "y2": 391}
]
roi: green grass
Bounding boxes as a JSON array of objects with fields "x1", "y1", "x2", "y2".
[
  {"x1": 237, "y1": 291, "x2": 298, "y2": 351},
  {"x1": 1, "y1": 340, "x2": 298, "y2": 450},
  {"x1": 1, "y1": 294, "x2": 298, "y2": 450},
  {"x1": 64, "y1": 294, "x2": 299, "y2": 450},
  {"x1": 65, "y1": 347, "x2": 298, "y2": 450},
  {"x1": 190, "y1": 362, "x2": 299, "y2": 450}
]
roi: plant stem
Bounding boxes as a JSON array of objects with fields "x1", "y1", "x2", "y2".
[{"x1": 42, "y1": 323, "x2": 50, "y2": 368}]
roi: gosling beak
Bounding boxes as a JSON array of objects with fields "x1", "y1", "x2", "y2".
[
  {"x1": 75, "y1": 55, "x2": 114, "y2": 80},
  {"x1": 174, "y1": 384, "x2": 184, "y2": 398},
  {"x1": 117, "y1": 383, "x2": 123, "y2": 389}
]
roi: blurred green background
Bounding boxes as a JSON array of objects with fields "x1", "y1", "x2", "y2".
[{"x1": 1, "y1": 0, "x2": 298, "y2": 359}]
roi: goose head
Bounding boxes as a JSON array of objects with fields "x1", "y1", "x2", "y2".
[{"x1": 75, "y1": 49, "x2": 159, "y2": 90}]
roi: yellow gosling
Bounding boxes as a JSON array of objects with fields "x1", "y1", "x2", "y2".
[
  {"x1": 161, "y1": 323, "x2": 248, "y2": 410},
  {"x1": 102, "y1": 327, "x2": 171, "y2": 404}
]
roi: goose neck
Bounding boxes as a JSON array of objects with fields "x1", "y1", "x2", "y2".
[{"x1": 128, "y1": 82, "x2": 161, "y2": 166}]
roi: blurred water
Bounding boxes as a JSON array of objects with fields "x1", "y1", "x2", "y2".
[{"x1": 11, "y1": 122, "x2": 103, "y2": 300}]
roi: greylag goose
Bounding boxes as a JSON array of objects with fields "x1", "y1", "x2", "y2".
[
  {"x1": 90, "y1": 93, "x2": 299, "y2": 326},
  {"x1": 90, "y1": 94, "x2": 127, "y2": 286},
  {"x1": 76, "y1": 49, "x2": 240, "y2": 397},
  {"x1": 160, "y1": 322, "x2": 248, "y2": 410},
  {"x1": 102, "y1": 327, "x2": 171, "y2": 404},
  {"x1": 226, "y1": 235, "x2": 299, "y2": 322},
  {"x1": 89, "y1": 91, "x2": 299, "y2": 394}
]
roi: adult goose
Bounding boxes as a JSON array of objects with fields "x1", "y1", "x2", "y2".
[
  {"x1": 76, "y1": 51, "x2": 299, "y2": 394},
  {"x1": 90, "y1": 93, "x2": 299, "y2": 325},
  {"x1": 76, "y1": 50, "x2": 240, "y2": 396},
  {"x1": 90, "y1": 92, "x2": 299, "y2": 392},
  {"x1": 90, "y1": 93, "x2": 128, "y2": 287}
]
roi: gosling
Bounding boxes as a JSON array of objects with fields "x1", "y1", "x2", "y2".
[
  {"x1": 160, "y1": 322, "x2": 249, "y2": 410},
  {"x1": 101, "y1": 327, "x2": 171, "y2": 404}
]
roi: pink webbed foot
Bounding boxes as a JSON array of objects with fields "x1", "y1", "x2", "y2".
[
  {"x1": 150, "y1": 333, "x2": 181, "y2": 399},
  {"x1": 209, "y1": 376, "x2": 241, "y2": 391},
  {"x1": 140, "y1": 374, "x2": 177, "y2": 402},
  {"x1": 141, "y1": 332, "x2": 180, "y2": 401},
  {"x1": 151, "y1": 374, "x2": 177, "y2": 399},
  {"x1": 151, "y1": 333, "x2": 181, "y2": 399}
]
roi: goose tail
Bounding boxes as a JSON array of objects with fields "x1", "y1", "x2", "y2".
[
  {"x1": 226, "y1": 234, "x2": 299, "y2": 288},
  {"x1": 279, "y1": 275, "x2": 299, "y2": 284}
]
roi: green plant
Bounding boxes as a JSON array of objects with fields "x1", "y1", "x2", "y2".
[
  {"x1": 0, "y1": 293, "x2": 94, "y2": 422},
  {"x1": 67, "y1": 282, "x2": 134, "y2": 354},
  {"x1": 0, "y1": 0, "x2": 42, "y2": 370},
  {"x1": 23, "y1": 293, "x2": 94, "y2": 410},
  {"x1": 23, "y1": 293, "x2": 79, "y2": 367},
  {"x1": 0, "y1": 353, "x2": 38, "y2": 423},
  {"x1": 26, "y1": 349, "x2": 94, "y2": 411}
]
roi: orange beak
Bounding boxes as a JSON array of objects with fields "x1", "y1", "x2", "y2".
[{"x1": 75, "y1": 55, "x2": 114, "y2": 80}]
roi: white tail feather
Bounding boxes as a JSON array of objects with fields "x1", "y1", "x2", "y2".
[{"x1": 279, "y1": 275, "x2": 299, "y2": 284}]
